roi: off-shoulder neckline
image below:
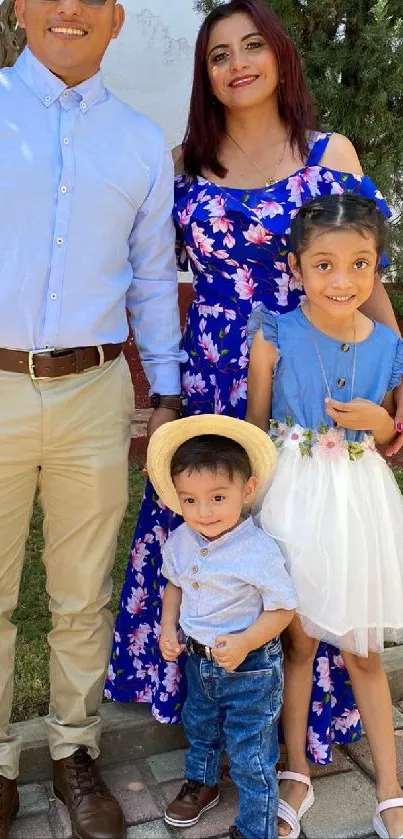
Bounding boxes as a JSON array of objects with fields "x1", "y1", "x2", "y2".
[{"x1": 174, "y1": 165, "x2": 364, "y2": 195}]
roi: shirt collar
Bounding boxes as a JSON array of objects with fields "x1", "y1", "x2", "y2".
[
  {"x1": 14, "y1": 46, "x2": 105, "y2": 112},
  {"x1": 190, "y1": 516, "x2": 253, "y2": 550}
]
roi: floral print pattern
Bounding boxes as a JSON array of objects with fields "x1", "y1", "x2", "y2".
[
  {"x1": 270, "y1": 418, "x2": 377, "y2": 461},
  {"x1": 103, "y1": 133, "x2": 395, "y2": 761}
]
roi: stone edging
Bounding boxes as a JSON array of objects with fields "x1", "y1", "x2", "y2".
[{"x1": 10, "y1": 646, "x2": 403, "y2": 785}]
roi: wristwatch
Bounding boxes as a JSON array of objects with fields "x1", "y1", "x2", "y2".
[{"x1": 150, "y1": 393, "x2": 182, "y2": 413}]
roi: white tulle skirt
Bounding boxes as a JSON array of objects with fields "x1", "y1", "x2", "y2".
[{"x1": 258, "y1": 426, "x2": 403, "y2": 656}]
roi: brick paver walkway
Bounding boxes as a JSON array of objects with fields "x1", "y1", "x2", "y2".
[{"x1": 9, "y1": 703, "x2": 403, "y2": 839}]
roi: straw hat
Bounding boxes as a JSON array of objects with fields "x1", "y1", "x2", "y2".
[{"x1": 147, "y1": 414, "x2": 277, "y2": 515}]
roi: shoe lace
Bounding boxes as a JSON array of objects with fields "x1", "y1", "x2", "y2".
[
  {"x1": 69, "y1": 747, "x2": 104, "y2": 797},
  {"x1": 177, "y1": 781, "x2": 204, "y2": 802}
]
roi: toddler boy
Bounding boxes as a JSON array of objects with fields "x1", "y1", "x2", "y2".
[{"x1": 147, "y1": 414, "x2": 297, "y2": 839}]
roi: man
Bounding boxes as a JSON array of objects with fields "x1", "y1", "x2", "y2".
[{"x1": 0, "y1": 1, "x2": 184, "y2": 837}]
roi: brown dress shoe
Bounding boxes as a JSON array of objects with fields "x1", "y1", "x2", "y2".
[
  {"x1": 164, "y1": 780, "x2": 220, "y2": 827},
  {"x1": 53, "y1": 747, "x2": 125, "y2": 839},
  {"x1": 0, "y1": 777, "x2": 19, "y2": 839}
]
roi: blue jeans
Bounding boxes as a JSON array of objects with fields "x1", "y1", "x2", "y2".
[{"x1": 182, "y1": 637, "x2": 283, "y2": 839}]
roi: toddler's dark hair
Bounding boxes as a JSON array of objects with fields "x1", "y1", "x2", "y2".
[
  {"x1": 170, "y1": 435, "x2": 252, "y2": 483},
  {"x1": 290, "y1": 194, "x2": 386, "y2": 264}
]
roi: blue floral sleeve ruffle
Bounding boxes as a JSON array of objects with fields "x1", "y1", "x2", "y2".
[
  {"x1": 247, "y1": 304, "x2": 279, "y2": 349},
  {"x1": 388, "y1": 338, "x2": 403, "y2": 390},
  {"x1": 352, "y1": 175, "x2": 391, "y2": 269}
]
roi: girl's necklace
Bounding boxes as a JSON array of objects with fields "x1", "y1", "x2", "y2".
[
  {"x1": 306, "y1": 306, "x2": 357, "y2": 402},
  {"x1": 226, "y1": 132, "x2": 288, "y2": 187}
]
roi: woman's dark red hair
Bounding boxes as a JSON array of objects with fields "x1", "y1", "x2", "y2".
[{"x1": 182, "y1": 0, "x2": 318, "y2": 178}]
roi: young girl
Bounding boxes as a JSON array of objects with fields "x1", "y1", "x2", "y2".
[{"x1": 247, "y1": 194, "x2": 403, "y2": 839}]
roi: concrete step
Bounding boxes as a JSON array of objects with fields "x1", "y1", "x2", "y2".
[
  {"x1": 11, "y1": 646, "x2": 403, "y2": 785},
  {"x1": 15, "y1": 703, "x2": 187, "y2": 785}
]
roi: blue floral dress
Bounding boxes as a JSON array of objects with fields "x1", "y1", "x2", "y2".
[{"x1": 106, "y1": 132, "x2": 390, "y2": 763}]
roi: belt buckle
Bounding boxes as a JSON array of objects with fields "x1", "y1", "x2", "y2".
[{"x1": 28, "y1": 348, "x2": 55, "y2": 380}]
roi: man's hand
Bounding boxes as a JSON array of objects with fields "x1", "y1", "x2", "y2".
[
  {"x1": 147, "y1": 407, "x2": 180, "y2": 440},
  {"x1": 386, "y1": 379, "x2": 403, "y2": 456},
  {"x1": 325, "y1": 397, "x2": 394, "y2": 443},
  {"x1": 159, "y1": 627, "x2": 186, "y2": 662},
  {"x1": 212, "y1": 634, "x2": 250, "y2": 671}
]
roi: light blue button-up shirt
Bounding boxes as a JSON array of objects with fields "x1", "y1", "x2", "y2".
[
  {"x1": 162, "y1": 516, "x2": 297, "y2": 647},
  {"x1": 0, "y1": 48, "x2": 185, "y2": 393}
]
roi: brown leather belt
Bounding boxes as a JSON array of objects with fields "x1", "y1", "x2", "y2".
[{"x1": 0, "y1": 344, "x2": 123, "y2": 379}]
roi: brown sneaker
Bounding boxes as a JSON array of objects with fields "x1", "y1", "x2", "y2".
[
  {"x1": 164, "y1": 780, "x2": 220, "y2": 827},
  {"x1": 229, "y1": 826, "x2": 245, "y2": 839},
  {"x1": 53, "y1": 746, "x2": 125, "y2": 839},
  {"x1": 0, "y1": 777, "x2": 19, "y2": 839}
]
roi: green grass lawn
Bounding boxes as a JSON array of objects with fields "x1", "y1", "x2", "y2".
[
  {"x1": 10, "y1": 467, "x2": 403, "y2": 722},
  {"x1": 11, "y1": 467, "x2": 145, "y2": 723}
]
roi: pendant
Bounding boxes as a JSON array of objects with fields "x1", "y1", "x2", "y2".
[{"x1": 265, "y1": 177, "x2": 274, "y2": 187}]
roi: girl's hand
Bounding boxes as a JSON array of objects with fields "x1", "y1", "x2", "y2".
[
  {"x1": 159, "y1": 629, "x2": 186, "y2": 662},
  {"x1": 325, "y1": 397, "x2": 394, "y2": 442},
  {"x1": 212, "y1": 634, "x2": 249, "y2": 671}
]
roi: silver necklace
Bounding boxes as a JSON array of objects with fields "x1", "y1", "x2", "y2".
[
  {"x1": 226, "y1": 132, "x2": 288, "y2": 187},
  {"x1": 306, "y1": 306, "x2": 357, "y2": 403}
]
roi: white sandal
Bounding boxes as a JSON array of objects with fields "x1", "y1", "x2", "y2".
[
  {"x1": 277, "y1": 771, "x2": 315, "y2": 839},
  {"x1": 373, "y1": 798, "x2": 403, "y2": 838}
]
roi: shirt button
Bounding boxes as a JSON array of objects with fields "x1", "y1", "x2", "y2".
[
  {"x1": 192, "y1": 566, "x2": 199, "y2": 574},
  {"x1": 45, "y1": 95, "x2": 51, "y2": 103},
  {"x1": 63, "y1": 91, "x2": 68, "y2": 98},
  {"x1": 341, "y1": 343, "x2": 350, "y2": 352},
  {"x1": 192, "y1": 582, "x2": 200, "y2": 590},
  {"x1": 60, "y1": 186, "x2": 67, "y2": 194},
  {"x1": 50, "y1": 292, "x2": 57, "y2": 300},
  {"x1": 200, "y1": 548, "x2": 208, "y2": 557},
  {"x1": 337, "y1": 378, "x2": 346, "y2": 388},
  {"x1": 80, "y1": 102, "x2": 87, "y2": 111},
  {"x1": 63, "y1": 138, "x2": 69, "y2": 145},
  {"x1": 56, "y1": 237, "x2": 64, "y2": 246}
]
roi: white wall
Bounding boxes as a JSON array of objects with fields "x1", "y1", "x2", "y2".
[{"x1": 102, "y1": 1, "x2": 202, "y2": 148}]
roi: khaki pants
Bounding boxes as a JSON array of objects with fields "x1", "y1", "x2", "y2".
[{"x1": 0, "y1": 355, "x2": 133, "y2": 779}]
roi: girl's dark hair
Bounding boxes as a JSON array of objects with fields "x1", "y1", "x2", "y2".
[
  {"x1": 171, "y1": 435, "x2": 252, "y2": 483},
  {"x1": 182, "y1": 0, "x2": 317, "y2": 178},
  {"x1": 290, "y1": 194, "x2": 386, "y2": 264}
]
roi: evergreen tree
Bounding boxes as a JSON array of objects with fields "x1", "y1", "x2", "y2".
[{"x1": 194, "y1": 0, "x2": 403, "y2": 279}]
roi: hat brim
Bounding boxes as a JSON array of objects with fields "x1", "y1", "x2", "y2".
[{"x1": 147, "y1": 415, "x2": 277, "y2": 516}]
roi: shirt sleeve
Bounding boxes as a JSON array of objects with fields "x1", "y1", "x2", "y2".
[
  {"x1": 126, "y1": 134, "x2": 187, "y2": 395},
  {"x1": 243, "y1": 535, "x2": 298, "y2": 611},
  {"x1": 161, "y1": 541, "x2": 180, "y2": 587},
  {"x1": 246, "y1": 304, "x2": 280, "y2": 350}
]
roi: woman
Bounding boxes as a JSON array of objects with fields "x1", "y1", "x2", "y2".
[{"x1": 107, "y1": 0, "x2": 399, "y2": 833}]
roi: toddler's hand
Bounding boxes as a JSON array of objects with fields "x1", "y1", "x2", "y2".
[
  {"x1": 212, "y1": 634, "x2": 249, "y2": 671},
  {"x1": 159, "y1": 630, "x2": 186, "y2": 662}
]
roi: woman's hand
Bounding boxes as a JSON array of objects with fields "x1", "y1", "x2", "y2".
[
  {"x1": 325, "y1": 397, "x2": 395, "y2": 444},
  {"x1": 386, "y1": 380, "x2": 403, "y2": 456}
]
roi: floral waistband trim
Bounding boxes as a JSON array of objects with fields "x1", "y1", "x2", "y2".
[{"x1": 269, "y1": 418, "x2": 376, "y2": 462}]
